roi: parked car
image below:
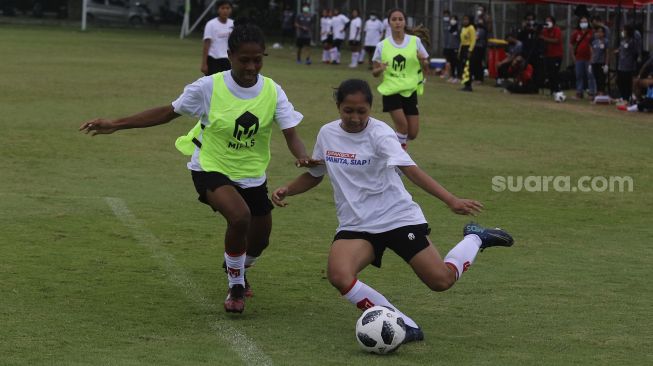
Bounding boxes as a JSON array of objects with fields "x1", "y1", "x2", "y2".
[{"x1": 86, "y1": 0, "x2": 151, "y2": 26}]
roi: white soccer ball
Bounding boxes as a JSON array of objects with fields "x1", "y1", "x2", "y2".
[
  {"x1": 355, "y1": 306, "x2": 406, "y2": 354},
  {"x1": 554, "y1": 91, "x2": 567, "y2": 103}
]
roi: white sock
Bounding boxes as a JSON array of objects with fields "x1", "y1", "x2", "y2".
[
  {"x1": 395, "y1": 132, "x2": 408, "y2": 145},
  {"x1": 330, "y1": 47, "x2": 338, "y2": 63},
  {"x1": 350, "y1": 52, "x2": 359, "y2": 66},
  {"x1": 358, "y1": 50, "x2": 365, "y2": 62},
  {"x1": 322, "y1": 50, "x2": 328, "y2": 62},
  {"x1": 336, "y1": 49, "x2": 341, "y2": 63},
  {"x1": 224, "y1": 251, "x2": 245, "y2": 287},
  {"x1": 343, "y1": 279, "x2": 419, "y2": 328},
  {"x1": 627, "y1": 104, "x2": 639, "y2": 112},
  {"x1": 444, "y1": 235, "x2": 481, "y2": 280}
]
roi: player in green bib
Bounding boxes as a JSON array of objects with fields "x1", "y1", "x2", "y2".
[
  {"x1": 372, "y1": 9, "x2": 430, "y2": 150},
  {"x1": 80, "y1": 24, "x2": 319, "y2": 314}
]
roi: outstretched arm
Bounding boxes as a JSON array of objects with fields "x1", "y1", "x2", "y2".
[
  {"x1": 79, "y1": 105, "x2": 180, "y2": 136},
  {"x1": 271, "y1": 173, "x2": 324, "y2": 207},
  {"x1": 282, "y1": 127, "x2": 322, "y2": 167},
  {"x1": 399, "y1": 165, "x2": 483, "y2": 215}
]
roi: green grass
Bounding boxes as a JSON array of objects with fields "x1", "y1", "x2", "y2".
[{"x1": 1, "y1": 24, "x2": 652, "y2": 365}]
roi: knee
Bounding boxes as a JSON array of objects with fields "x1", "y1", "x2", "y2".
[
  {"x1": 407, "y1": 131, "x2": 418, "y2": 140},
  {"x1": 226, "y1": 210, "x2": 251, "y2": 232},
  {"x1": 425, "y1": 277, "x2": 455, "y2": 292},
  {"x1": 327, "y1": 267, "x2": 355, "y2": 293}
]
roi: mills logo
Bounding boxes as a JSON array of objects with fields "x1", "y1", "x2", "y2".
[
  {"x1": 233, "y1": 111, "x2": 259, "y2": 141},
  {"x1": 392, "y1": 54, "x2": 406, "y2": 71}
]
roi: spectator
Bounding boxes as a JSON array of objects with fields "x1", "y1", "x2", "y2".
[
  {"x1": 459, "y1": 14, "x2": 476, "y2": 92},
  {"x1": 201, "y1": 0, "x2": 234, "y2": 76},
  {"x1": 474, "y1": 4, "x2": 492, "y2": 35},
  {"x1": 446, "y1": 15, "x2": 461, "y2": 83},
  {"x1": 330, "y1": 8, "x2": 350, "y2": 65},
  {"x1": 632, "y1": 55, "x2": 653, "y2": 103},
  {"x1": 539, "y1": 16, "x2": 565, "y2": 101},
  {"x1": 348, "y1": 9, "x2": 363, "y2": 68},
  {"x1": 615, "y1": 25, "x2": 639, "y2": 103},
  {"x1": 518, "y1": 13, "x2": 543, "y2": 87},
  {"x1": 441, "y1": 10, "x2": 454, "y2": 79},
  {"x1": 496, "y1": 33, "x2": 523, "y2": 86},
  {"x1": 590, "y1": 26, "x2": 609, "y2": 97},
  {"x1": 570, "y1": 16, "x2": 594, "y2": 99},
  {"x1": 280, "y1": 4, "x2": 295, "y2": 47},
  {"x1": 504, "y1": 56, "x2": 537, "y2": 94},
  {"x1": 363, "y1": 12, "x2": 384, "y2": 70},
  {"x1": 294, "y1": 4, "x2": 313, "y2": 65},
  {"x1": 320, "y1": 8, "x2": 333, "y2": 63},
  {"x1": 471, "y1": 16, "x2": 488, "y2": 84},
  {"x1": 382, "y1": 16, "x2": 392, "y2": 39}
]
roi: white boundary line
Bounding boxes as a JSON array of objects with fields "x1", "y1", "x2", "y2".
[{"x1": 104, "y1": 197, "x2": 273, "y2": 366}]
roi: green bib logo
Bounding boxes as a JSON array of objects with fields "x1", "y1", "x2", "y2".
[
  {"x1": 392, "y1": 54, "x2": 406, "y2": 71},
  {"x1": 233, "y1": 111, "x2": 259, "y2": 141}
]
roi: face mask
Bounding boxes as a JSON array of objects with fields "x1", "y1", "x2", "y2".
[
  {"x1": 443, "y1": 17, "x2": 450, "y2": 22},
  {"x1": 621, "y1": 31, "x2": 626, "y2": 38},
  {"x1": 580, "y1": 22, "x2": 588, "y2": 29},
  {"x1": 370, "y1": 15, "x2": 377, "y2": 20},
  {"x1": 528, "y1": 20, "x2": 535, "y2": 26},
  {"x1": 302, "y1": 7, "x2": 309, "y2": 13},
  {"x1": 450, "y1": 19, "x2": 457, "y2": 26},
  {"x1": 477, "y1": 10, "x2": 483, "y2": 16},
  {"x1": 546, "y1": 21, "x2": 553, "y2": 28}
]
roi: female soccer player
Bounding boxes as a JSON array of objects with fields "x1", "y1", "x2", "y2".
[
  {"x1": 80, "y1": 24, "x2": 318, "y2": 314},
  {"x1": 372, "y1": 8, "x2": 429, "y2": 150},
  {"x1": 271, "y1": 79, "x2": 514, "y2": 343},
  {"x1": 201, "y1": 0, "x2": 234, "y2": 75}
]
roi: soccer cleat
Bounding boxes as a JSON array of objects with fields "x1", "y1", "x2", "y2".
[
  {"x1": 403, "y1": 325, "x2": 424, "y2": 344},
  {"x1": 244, "y1": 277, "x2": 253, "y2": 298},
  {"x1": 463, "y1": 222, "x2": 514, "y2": 252},
  {"x1": 224, "y1": 284, "x2": 245, "y2": 313}
]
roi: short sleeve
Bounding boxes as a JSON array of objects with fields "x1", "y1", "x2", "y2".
[
  {"x1": 372, "y1": 41, "x2": 383, "y2": 62},
  {"x1": 376, "y1": 132, "x2": 415, "y2": 167},
  {"x1": 203, "y1": 20, "x2": 213, "y2": 40},
  {"x1": 308, "y1": 133, "x2": 326, "y2": 177},
  {"x1": 172, "y1": 77, "x2": 212, "y2": 118},
  {"x1": 274, "y1": 83, "x2": 303, "y2": 130},
  {"x1": 416, "y1": 37, "x2": 429, "y2": 58}
]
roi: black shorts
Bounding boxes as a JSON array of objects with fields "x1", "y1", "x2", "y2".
[
  {"x1": 349, "y1": 40, "x2": 361, "y2": 47},
  {"x1": 206, "y1": 57, "x2": 231, "y2": 76},
  {"x1": 322, "y1": 35, "x2": 333, "y2": 45},
  {"x1": 333, "y1": 38, "x2": 344, "y2": 49},
  {"x1": 296, "y1": 37, "x2": 311, "y2": 48},
  {"x1": 333, "y1": 224, "x2": 431, "y2": 268},
  {"x1": 191, "y1": 170, "x2": 273, "y2": 216},
  {"x1": 364, "y1": 46, "x2": 376, "y2": 56},
  {"x1": 382, "y1": 91, "x2": 419, "y2": 115}
]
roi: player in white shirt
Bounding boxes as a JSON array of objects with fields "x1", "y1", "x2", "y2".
[
  {"x1": 201, "y1": 0, "x2": 234, "y2": 75},
  {"x1": 330, "y1": 8, "x2": 350, "y2": 64},
  {"x1": 382, "y1": 17, "x2": 392, "y2": 38},
  {"x1": 272, "y1": 79, "x2": 514, "y2": 344},
  {"x1": 80, "y1": 25, "x2": 318, "y2": 315},
  {"x1": 320, "y1": 8, "x2": 334, "y2": 63},
  {"x1": 363, "y1": 12, "x2": 384, "y2": 69},
  {"x1": 348, "y1": 9, "x2": 363, "y2": 68}
]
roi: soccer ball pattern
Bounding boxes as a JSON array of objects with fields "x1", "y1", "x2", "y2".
[{"x1": 355, "y1": 305, "x2": 406, "y2": 354}]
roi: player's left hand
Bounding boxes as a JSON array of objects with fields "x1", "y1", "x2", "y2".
[
  {"x1": 271, "y1": 187, "x2": 289, "y2": 207},
  {"x1": 79, "y1": 118, "x2": 119, "y2": 136},
  {"x1": 295, "y1": 159, "x2": 325, "y2": 168},
  {"x1": 449, "y1": 198, "x2": 483, "y2": 216}
]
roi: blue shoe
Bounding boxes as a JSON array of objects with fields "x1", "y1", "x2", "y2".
[
  {"x1": 464, "y1": 222, "x2": 514, "y2": 251},
  {"x1": 403, "y1": 324, "x2": 424, "y2": 344}
]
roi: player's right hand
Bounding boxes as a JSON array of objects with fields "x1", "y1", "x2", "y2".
[
  {"x1": 271, "y1": 187, "x2": 289, "y2": 207},
  {"x1": 79, "y1": 118, "x2": 118, "y2": 136}
]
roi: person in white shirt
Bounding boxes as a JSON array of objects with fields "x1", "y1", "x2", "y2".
[
  {"x1": 271, "y1": 79, "x2": 514, "y2": 344},
  {"x1": 348, "y1": 9, "x2": 362, "y2": 68},
  {"x1": 80, "y1": 24, "x2": 318, "y2": 315},
  {"x1": 201, "y1": 0, "x2": 234, "y2": 75},
  {"x1": 382, "y1": 17, "x2": 392, "y2": 39},
  {"x1": 320, "y1": 8, "x2": 334, "y2": 63},
  {"x1": 330, "y1": 8, "x2": 350, "y2": 64},
  {"x1": 363, "y1": 12, "x2": 384, "y2": 69}
]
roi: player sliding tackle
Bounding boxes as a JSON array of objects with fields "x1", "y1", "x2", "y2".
[{"x1": 272, "y1": 79, "x2": 514, "y2": 344}]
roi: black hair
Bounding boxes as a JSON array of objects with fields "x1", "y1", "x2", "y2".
[
  {"x1": 546, "y1": 16, "x2": 556, "y2": 25},
  {"x1": 334, "y1": 79, "x2": 373, "y2": 106},
  {"x1": 387, "y1": 8, "x2": 406, "y2": 20},
  {"x1": 216, "y1": 0, "x2": 232, "y2": 8},
  {"x1": 228, "y1": 23, "x2": 266, "y2": 53}
]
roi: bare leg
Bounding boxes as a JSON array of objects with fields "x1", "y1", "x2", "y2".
[
  {"x1": 204, "y1": 185, "x2": 250, "y2": 254},
  {"x1": 388, "y1": 109, "x2": 408, "y2": 135},
  {"x1": 327, "y1": 239, "x2": 375, "y2": 292},
  {"x1": 408, "y1": 238, "x2": 457, "y2": 291},
  {"x1": 406, "y1": 114, "x2": 420, "y2": 140}
]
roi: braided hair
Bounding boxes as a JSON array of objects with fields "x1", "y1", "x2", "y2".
[{"x1": 227, "y1": 23, "x2": 266, "y2": 53}]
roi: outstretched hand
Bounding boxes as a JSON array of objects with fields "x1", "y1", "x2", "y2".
[
  {"x1": 295, "y1": 159, "x2": 325, "y2": 168},
  {"x1": 448, "y1": 198, "x2": 484, "y2": 216},
  {"x1": 271, "y1": 187, "x2": 289, "y2": 207},
  {"x1": 79, "y1": 118, "x2": 118, "y2": 136}
]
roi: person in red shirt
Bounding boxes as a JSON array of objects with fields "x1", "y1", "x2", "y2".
[
  {"x1": 570, "y1": 16, "x2": 594, "y2": 99},
  {"x1": 505, "y1": 56, "x2": 537, "y2": 94},
  {"x1": 539, "y1": 16, "x2": 564, "y2": 99}
]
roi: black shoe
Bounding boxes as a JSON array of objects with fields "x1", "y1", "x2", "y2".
[
  {"x1": 463, "y1": 222, "x2": 514, "y2": 251},
  {"x1": 403, "y1": 325, "x2": 424, "y2": 344},
  {"x1": 461, "y1": 86, "x2": 473, "y2": 92}
]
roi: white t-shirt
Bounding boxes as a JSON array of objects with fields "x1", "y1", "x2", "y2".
[
  {"x1": 172, "y1": 72, "x2": 303, "y2": 187},
  {"x1": 331, "y1": 14, "x2": 350, "y2": 40},
  {"x1": 203, "y1": 18, "x2": 234, "y2": 59},
  {"x1": 308, "y1": 118, "x2": 426, "y2": 233},
  {"x1": 372, "y1": 35, "x2": 429, "y2": 63},
  {"x1": 364, "y1": 18, "x2": 384, "y2": 47},
  {"x1": 382, "y1": 18, "x2": 392, "y2": 39},
  {"x1": 320, "y1": 16, "x2": 332, "y2": 41},
  {"x1": 348, "y1": 17, "x2": 362, "y2": 41}
]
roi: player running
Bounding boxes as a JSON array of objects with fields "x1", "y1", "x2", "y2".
[
  {"x1": 272, "y1": 79, "x2": 514, "y2": 343},
  {"x1": 80, "y1": 24, "x2": 318, "y2": 314}
]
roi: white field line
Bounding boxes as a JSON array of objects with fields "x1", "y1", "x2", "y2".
[{"x1": 104, "y1": 197, "x2": 273, "y2": 366}]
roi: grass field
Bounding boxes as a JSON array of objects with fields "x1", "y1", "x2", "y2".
[{"x1": 1, "y1": 24, "x2": 652, "y2": 365}]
